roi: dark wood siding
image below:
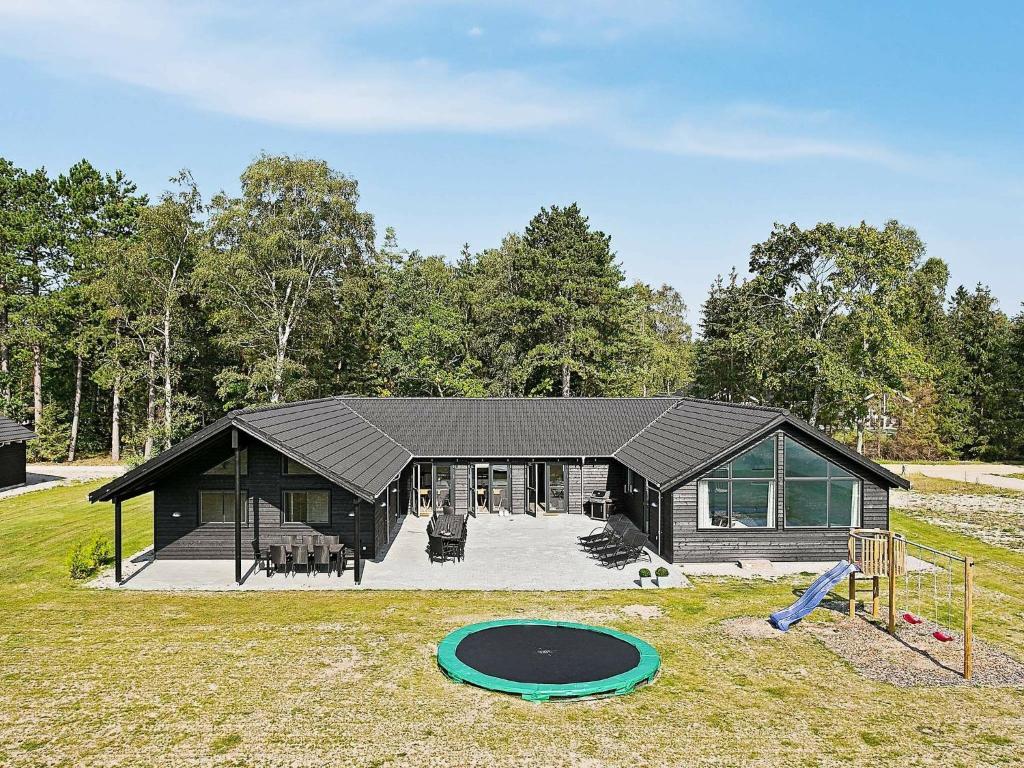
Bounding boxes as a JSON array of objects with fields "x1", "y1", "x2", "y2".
[
  {"x1": 667, "y1": 427, "x2": 890, "y2": 563},
  {"x1": 154, "y1": 439, "x2": 375, "y2": 560},
  {"x1": 0, "y1": 441, "x2": 27, "y2": 488}
]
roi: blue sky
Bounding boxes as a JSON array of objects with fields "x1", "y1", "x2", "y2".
[{"x1": 1, "y1": 1, "x2": 1022, "y2": 322}]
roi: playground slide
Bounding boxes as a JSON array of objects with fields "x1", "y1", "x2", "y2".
[{"x1": 769, "y1": 560, "x2": 860, "y2": 631}]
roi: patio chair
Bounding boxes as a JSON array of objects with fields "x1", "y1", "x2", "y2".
[
  {"x1": 579, "y1": 513, "x2": 626, "y2": 544},
  {"x1": 587, "y1": 520, "x2": 640, "y2": 559},
  {"x1": 455, "y1": 525, "x2": 467, "y2": 561},
  {"x1": 268, "y1": 544, "x2": 289, "y2": 577},
  {"x1": 598, "y1": 530, "x2": 652, "y2": 570},
  {"x1": 312, "y1": 543, "x2": 331, "y2": 576},
  {"x1": 291, "y1": 543, "x2": 312, "y2": 576},
  {"x1": 428, "y1": 533, "x2": 454, "y2": 564}
]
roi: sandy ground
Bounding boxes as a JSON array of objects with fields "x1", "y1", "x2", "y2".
[
  {"x1": 0, "y1": 463, "x2": 125, "y2": 499},
  {"x1": 884, "y1": 462, "x2": 1024, "y2": 491},
  {"x1": 720, "y1": 614, "x2": 1024, "y2": 688},
  {"x1": 891, "y1": 489, "x2": 1024, "y2": 551}
]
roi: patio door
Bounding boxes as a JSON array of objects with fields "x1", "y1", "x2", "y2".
[
  {"x1": 433, "y1": 463, "x2": 452, "y2": 513},
  {"x1": 490, "y1": 464, "x2": 510, "y2": 513},
  {"x1": 472, "y1": 463, "x2": 488, "y2": 516},
  {"x1": 645, "y1": 481, "x2": 660, "y2": 549},
  {"x1": 545, "y1": 463, "x2": 567, "y2": 513},
  {"x1": 528, "y1": 463, "x2": 540, "y2": 515}
]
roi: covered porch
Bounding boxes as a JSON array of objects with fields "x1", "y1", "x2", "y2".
[{"x1": 95, "y1": 513, "x2": 686, "y2": 591}]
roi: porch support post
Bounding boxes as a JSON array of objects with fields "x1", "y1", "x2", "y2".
[
  {"x1": 233, "y1": 427, "x2": 242, "y2": 584},
  {"x1": 114, "y1": 496, "x2": 122, "y2": 584}
]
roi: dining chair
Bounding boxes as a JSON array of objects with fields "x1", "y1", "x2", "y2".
[
  {"x1": 291, "y1": 543, "x2": 311, "y2": 576},
  {"x1": 312, "y1": 543, "x2": 331, "y2": 576},
  {"x1": 268, "y1": 544, "x2": 289, "y2": 577}
]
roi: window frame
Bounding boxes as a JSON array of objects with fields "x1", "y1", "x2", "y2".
[
  {"x1": 282, "y1": 455, "x2": 317, "y2": 476},
  {"x1": 696, "y1": 435, "x2": 778, "y2": 532},
  {"x1": 280, "y1": 489, "x2": 332, "y2": 526},
  {"x1": 197, "y1": 489, "x2": 250, "y2": 526},
  {"x1": 204, "y1": 448, "x2": 248, "y2": 476},
  {"x1": 782, "y1": 436, "x2": 862, "y2": 529}
]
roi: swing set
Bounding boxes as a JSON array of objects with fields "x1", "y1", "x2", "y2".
[{"x1": 848, "y1": 529, "x2": 974, "y2": 679}]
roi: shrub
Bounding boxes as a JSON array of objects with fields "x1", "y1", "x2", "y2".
[
  {"x1": 655, "y1": 566, "x2": 669, "y2": 578},
  {"x1": 66, "y1": 542, "x2": 94, "y2": 579},
  {"x1": 639, "y1": 567, "x2": 651, "y2": 578},
  {"x1": 89, "y1": 536, "x2": 113, "y2": 567},
  {"x1": 66, "y1": 536, "x2": 114, "y2": 579}
]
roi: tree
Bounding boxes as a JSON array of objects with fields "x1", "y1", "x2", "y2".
[
  {"x1": 519, "y1": 204, "x2": 632, "y2": 396},
  {"x1": 627, "y1": 282, "x2": 693, "y2": 395},
  {"x1": 199, "y1": 155, "x2": 375, "y2": 407}
]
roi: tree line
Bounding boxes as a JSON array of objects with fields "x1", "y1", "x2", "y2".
[{"x1": 0, "y1": 153, "x2": 1019, "y2": 463}]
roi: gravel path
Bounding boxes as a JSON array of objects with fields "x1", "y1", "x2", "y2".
[
  {"x1": 883, "y1": 462, "x2": 1024, "y2": 491},
  {"x1": 0, "y1": 463, "x2": 125, "y2": 499}
]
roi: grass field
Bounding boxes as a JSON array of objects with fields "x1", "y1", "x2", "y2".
[{"x1": 1, "y1": 483, "x2": 1023, "y2": 767}]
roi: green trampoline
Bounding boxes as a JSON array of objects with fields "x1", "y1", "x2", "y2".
[{"x1": 436, "y1": 619, "x2": 660, "y2": 701}]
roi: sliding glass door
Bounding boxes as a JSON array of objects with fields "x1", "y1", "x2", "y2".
[{"x1": 546, "y1": 463, "x2": 567, "y2": 513}]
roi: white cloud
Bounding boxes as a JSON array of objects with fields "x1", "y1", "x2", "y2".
[
  {"x1": 467, "y1": 25, "x2": 483, "y2": 37},
  {"x1": 0, "y1": 0, "x2": 907, "y2": 168},
  {"x1": 0, "y1": 0, "x2": 598, "y2": 132},
  {"x1": 627, "y1": 104, "x2": 906, "y2": 165}
]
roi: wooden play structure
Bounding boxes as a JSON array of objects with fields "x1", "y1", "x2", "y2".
[{"x1": 848, "y1": 529, "x2": 974, "y2": 679}]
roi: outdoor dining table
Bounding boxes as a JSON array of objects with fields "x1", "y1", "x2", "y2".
[
  {"x1": 432, "y1": 514, "x2": 464, "y2": 540},
  {"x1": 264, "y1": 540, "x2": 351, "y2": 576}
]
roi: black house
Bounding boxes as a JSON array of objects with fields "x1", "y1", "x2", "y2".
[
  {"x1": 89, "y1": 396, "x2": 909, "y2": 584},
  {"x1": 0, "y1": 415, "x2": 37, "y2": 489}
]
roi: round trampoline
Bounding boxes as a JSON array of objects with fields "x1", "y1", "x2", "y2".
[{"x1": 437, "y1": 619, "x2": 660, "y2": 701}]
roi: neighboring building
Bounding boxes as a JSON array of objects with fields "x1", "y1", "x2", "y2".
[
  {"x1": 89, "y1": 396, "x2": 909, "y2": 583},
  {"x1": 0, "y1": 415, "x2": 37, "y2": 489}
]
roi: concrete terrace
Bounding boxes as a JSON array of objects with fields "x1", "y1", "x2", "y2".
[{"x1": 93, "y1": 513, "x2": 689, "y2": 591}]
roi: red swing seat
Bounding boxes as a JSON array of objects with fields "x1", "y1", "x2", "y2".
[
  {"x1": 932, "y1": 630, "x2": 954, "y2": 642},
  {"x1": 902, "y1": 613, "x2": 923, "y2": 625}
]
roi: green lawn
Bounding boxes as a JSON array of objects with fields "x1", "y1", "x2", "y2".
[{"x1": 1, "y1": 483, "x2": 1023, "y2": 767}]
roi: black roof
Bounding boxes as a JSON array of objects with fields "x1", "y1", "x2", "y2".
[
  {"x1": 339, "y1": 397, "x2": 676, "y2": 458},
  {"x1": 90, "y1": 395, "x2": 907, "y2": 503},
  {"x1": 0, "y1": 415, "x2": 36, "y2": 445}
]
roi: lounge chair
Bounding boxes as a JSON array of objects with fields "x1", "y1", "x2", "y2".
[
  {"x1": 579, "y1": 514, "x2": 628, "y2": 548},
  {"x1": 597, "y1": 530, "x2": 652, "y2": 569}
]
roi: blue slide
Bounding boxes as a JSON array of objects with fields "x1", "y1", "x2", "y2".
[{"x1": 769, "y1": 560, "x2": 859, "y2": 631}]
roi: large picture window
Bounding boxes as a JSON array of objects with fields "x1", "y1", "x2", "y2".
[
  {"x1": 697, "y1": 436, "x2": 776, "y2": 529},
  {"x1": 204, "y1": 449, "x2": 248, "y2": 476},
  {"x1": 784, "y1": 437, "x2": 860, "y2": 528},
  {"x1": 199, "y1": 490, "x2": 247, "y2": 524},
  {"x1": 283, "y1": 490, "x2": 330, "y2": 524}
]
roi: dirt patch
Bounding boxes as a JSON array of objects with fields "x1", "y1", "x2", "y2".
[
  {"x1": 804, "y1": 616, "x2": 1024, "y2": 687},
  {"x1": 620, "y1": 604, "x2": 664, "y2": 621},
  {"x1": 720, "y1": 616, "x2": 784, "y2": 641}
]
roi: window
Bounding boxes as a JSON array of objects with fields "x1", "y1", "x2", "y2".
[
  {"x1": 784, "y1": 437, "x2": 860, "y2": 527},
  {"x1": 204, "y1": 449, "x2": 248, "y2": 476},
  {"x1": 490, "y1": 464, "x2": 509, "y2": 513},
  {"x1": 199, "y1": 490, "x2": 247, "y2": 524},
  {"x1": 283, "y1": 490, "x2": 330, "y2": 524},
  {"x1": 698, "y1": 436, "x2": 776, "y2": 529},
  {"x1": 433, "y1": 464, "x2": 452, "y2": 511},
  {"x1": 283, "y1": 456, "x2": 316, "y2": 475}
]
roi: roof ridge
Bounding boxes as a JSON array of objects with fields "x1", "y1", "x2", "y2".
[
  {"x1": 334, "y1": 399, "x2": 414, "y2": 455},
  {"x1": 671, "y1": 395, "x2": 789, "y2": 415},
  {"x1": 230, "y1": 395, "x2": 342, "y2": 417},
  {"x1": 611, "y1": 398, "x2": 684, "y2": 457},
  {"x1": 334, "y1": 395, "x2": 679, "y2": 401}
]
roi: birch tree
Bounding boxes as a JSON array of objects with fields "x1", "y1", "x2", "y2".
[{"x1": 199, "y1": 155, "x2": 374, "y2": 407}]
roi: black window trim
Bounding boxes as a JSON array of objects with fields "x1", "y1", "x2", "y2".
[
  {"x1": 281, "y1": 454, "x2": 317, "y2": 476},
  {"x1": 782, "y1": 435, "x2": 863, "y2": 530},
  {"x1": 197, "y1": 488, "x2": 251, "y2": 526},
  {"x1": 280, "y1": 488, "x2": 332, "y2": 526},
  {"x1": 696, "y1": 434, "x2": 778, "y2": 533},
  {"x1": 203, "y1": 448, "x2": 249, "y2": 477}
]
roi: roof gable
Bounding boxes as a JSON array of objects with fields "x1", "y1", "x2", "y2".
[{"x1": 0, "y1": 415, "x2": 36, "y2": 444}]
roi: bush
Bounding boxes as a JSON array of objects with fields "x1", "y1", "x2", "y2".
[
  {"x1": 639, "y1": 567, "x2": 651, "y2": 578},
  {"x1": 66, "y1": 543, "x2": 93, "y2": 579},
  {"x1": 655, "y1": 566, "x2": 669, "y2": 578},
  {"x1": 66, "y1": 536, "x2": 114, "y2": 579}
]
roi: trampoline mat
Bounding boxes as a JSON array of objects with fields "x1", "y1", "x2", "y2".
[{"x1": 453, "y1": 623, "x2": 642, "y2": 685}]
